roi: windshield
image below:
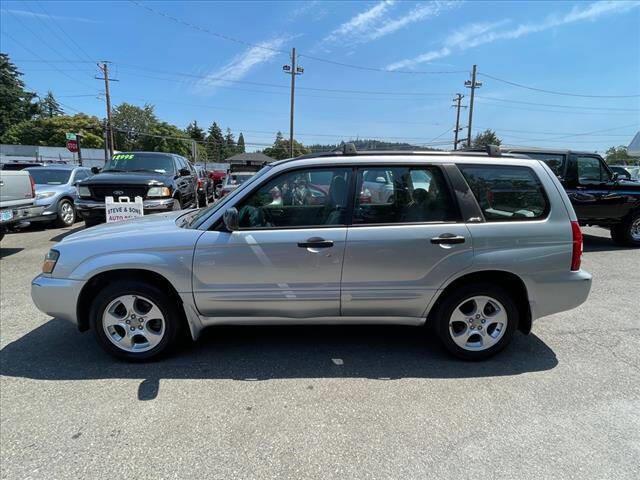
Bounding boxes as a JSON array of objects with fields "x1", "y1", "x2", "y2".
[
  {"x1": 103, "y1": 153, "x2": 175, "y2": 174},
  {"x1": 183, "y1": 165, "x2": 272, "y2": 229},
  {"x1": 26, "y1": 168, "x2": 72, "y2": 185}
]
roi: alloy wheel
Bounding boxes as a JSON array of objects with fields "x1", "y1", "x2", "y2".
[
  {"x1": 102, "y1": 295, "x2": 166, "y2": 353},
  {"x1": 448, "y1": 295, "x2": 508, "y2": 351}
]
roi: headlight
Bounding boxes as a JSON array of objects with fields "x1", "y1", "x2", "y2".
[
  {"x1": 42, "y1": 249, "x2": 59, "y2": 274},
  {"x1": 78, "y1": 186, "x2": 91, "y2": 198},
  {"x1": 36, "y1": 191, "x2": 56, "y2": 200},
  {"x1": 147, "y1": 186, "x2": 171, "y2": 197}
]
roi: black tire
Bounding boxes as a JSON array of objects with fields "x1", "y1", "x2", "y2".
[
  {"x1": 0, "y1": 232, "x2": 4, "y2": 242},
  {"x1": 55, "y1": 199, "x2": 76, "y2": 228},
  {"x1": 89, "y1": 280, "x2": 182, "y2": 361},
  {"x1": 172, "y1": 198, "x2": 182, "y2": 211},
  {"x1": 197, "y1": 193, "x2": 206, "y2": 208},
  {"x1": 432, "y1": 283, "x2": 519, "y2": 361},
  {"x1": 610, "y1": 212, "x2": 640, "y2": 247},
  {"x1": 83, "y1": 216, "x2": 102, "y2": 228}
]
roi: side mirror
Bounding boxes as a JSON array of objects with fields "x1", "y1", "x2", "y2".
[
  {"x1": 223, "y1": 207, "x2": 239, "y2": 231},
  {"x1": 91, "y1": 166, "x2": 101, "y2": 174},
  {"x1": 179, "y1": 168, "x2": 191, "y2": 177}
]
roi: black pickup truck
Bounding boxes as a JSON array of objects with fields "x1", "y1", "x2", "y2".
[
  {"x1": 76, "y1": 151, "x2": 197, "y2": 227},
  {"x1": 504, "y1": 148, "x2": 640, "y2": 247}
]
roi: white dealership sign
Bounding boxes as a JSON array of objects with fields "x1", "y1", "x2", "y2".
[{"x1": 105, "y1": 196, "x2": 144, "y2": 223}]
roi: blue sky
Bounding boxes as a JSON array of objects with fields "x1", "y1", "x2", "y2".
[{"x1": 1, "y1": 0, "x2": 639, "y2": 153}]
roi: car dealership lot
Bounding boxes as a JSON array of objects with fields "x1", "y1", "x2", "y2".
[{"x1": 1, "y1": 225, "x2": 639, "y2": 479}]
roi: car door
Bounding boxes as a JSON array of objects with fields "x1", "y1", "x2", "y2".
[
  {"x1": 192, "y1": 166, "x2": 353, "y2": 318},
  {"x1": 566, "y1": 154, "x2": 620, "y2": 221},
  {"x1": 340, "y1": 165, "x2": 473, "y2": 318},
  {"x1": 174, "y1": 156, "x2": 194, "y2": 207}
]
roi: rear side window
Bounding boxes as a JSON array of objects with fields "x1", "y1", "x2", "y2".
[
  {"x1": 518, "y1": 152, "x2": 566, "y2": 177},
  {"x1": 353, "y1": 166, "x2": 459, "y2": 224},
  {"x1": 459, "y1": 165, "x2": 549, "y2": 221}
]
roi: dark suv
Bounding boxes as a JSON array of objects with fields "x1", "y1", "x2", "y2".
[
  {"x1": 76, "y1": 152, "x2": 197, "y2": 227},
  {"x1": 503, "y1": 148, "x2": 640, "y2": 246}
]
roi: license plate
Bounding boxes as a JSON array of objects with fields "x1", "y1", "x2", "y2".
[{"x1": 1, "y1": 210, "x2": 14, "y2": 222}]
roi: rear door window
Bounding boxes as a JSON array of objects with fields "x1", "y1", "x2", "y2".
[
  {"x1": 458, "y1": 165, "x2": 549, "y2": 221},
  {"x1": 518, "y1": 152, "x2": 567, "y2": 177},
  {"x1": 353, "y1": 166, "x2": 459, "y2": 224}
]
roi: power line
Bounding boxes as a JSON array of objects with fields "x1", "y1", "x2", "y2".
[
  {"x1": 128, "y1": 0, "x2": 466, "y2": 76},
  {"x1": 1, "y1": 30, "x2": 95, "y2": 91},
  {"x1": 475, "y1": 96, "x2": 639, "y2": 112},
  {"x1": 479, "y1": 72, "x2": 640, "y2": 99},
  {"x1": 475, "y1": 99, "x2": 639, "y2": 116},
  {"x1": 33, "y1": 0, "x2": 96, "y2": 62}
]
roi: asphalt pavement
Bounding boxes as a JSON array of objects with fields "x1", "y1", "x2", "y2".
[{"x1": 1, "y1": 224, "x2": 639, "y2": 479}]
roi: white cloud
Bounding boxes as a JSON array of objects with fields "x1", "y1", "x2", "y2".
[
  {"x1": 386, "y1": 0, "x2": 640, "y2": 70},
  {"x1": 324, "y1": 1, "x2": 458, "y2": 45},
  {"x1": 2, "y1": 8, "x2": 100, "y2": 24},
  {"x1": 195, "y1": 37, "x2": 289, "y2": 94},
  {"x1": 324, "y1": 0, "x2": 396, "y2": 43}
]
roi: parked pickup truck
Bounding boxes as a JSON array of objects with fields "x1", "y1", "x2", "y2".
[
  {"x1": 503, "y1": 148, "x2": 640, "y2": 246},
  {"x1": 0, "y1": 170, "x2": 37, "y2": 241}
]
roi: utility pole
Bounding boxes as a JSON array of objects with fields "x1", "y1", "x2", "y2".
[
  {"x1": 96, "y1": 61, "x2": 118, "y2": 158},
  {"x1": 76, "y1": 133, "x2": 83, "y2": 166},
  {"x1": 191, "y1": 140, "x2": 198, "y2": 164},
  {"x1": 451, "y1": 93, "x2": 467, "y2": 150},
  {"x1": 283, "y1": 48, "x2": 303, "y2": 158},
  {"x1": 464, "y1": 64, "x2": 482, "y2": 148}
]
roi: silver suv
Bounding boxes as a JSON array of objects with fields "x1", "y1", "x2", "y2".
[{"x1": 31, "y1": 147, "x2": 592, "y2": 361}]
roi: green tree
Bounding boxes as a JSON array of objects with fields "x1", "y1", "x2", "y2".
[
  {"x1": 111, "y1": 102, "x2": 158, "y2": 151},
  {"x1": 263, "y1": 131, "x2": 310, "y2": 160},
  {"x1": 237, "y1": 132, "x2": 246, "y2": 153},
  {"x1": 0, "y1": 52, "x2": 39, "y2": 137},
  {"x1": 223, "y1": 128, "x2": 236, "y2": 159},
  {"x1": 472, "y1": 129, "x2": 502, "y2": 148},
  {"x1": 185, "y1": 120, "x2": 206, "y2": 142},
  {"x1": 0, "y1": 113, "x2": 104, "y2": 148},
  {"x1": 605, "y1": 145, "x2": 634, "y2": 165},
  {"x1": 206, "y1": 122, "x2": 224, "y2": 162},
  {"x1": 139, "y1": 121, "x2": 191, "y2": 157},
  {"x1": 38, "y1": 91, "x2": 64, "y2": 118}
]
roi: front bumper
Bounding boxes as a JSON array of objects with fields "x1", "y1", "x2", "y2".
[
  {"x1": 31, "y1": 274, "x2": 85, "y2": 325},
  {"x1": 76, "y1": 198, "x2": 176, "y2": 218}
]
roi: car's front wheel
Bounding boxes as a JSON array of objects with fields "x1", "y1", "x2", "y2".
[
  {"x1": 55, "y1": 199, "x2": 76, "y2": 227},
  {"x1": 433, "y1": 283, "x2": 519, "y2": 360},
  {"x1": 89, "y1": 281, "x2": 182, "y2": 361}
]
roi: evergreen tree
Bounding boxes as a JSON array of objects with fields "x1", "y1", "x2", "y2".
[
  {"x1": 38, "y1": 91, "x2": 64, "y2": 118},
  {"x1": 472, "y1": 129, "x2": 502, "y2": 148},
  {"x1": 224, "y1": 128, "x2": 236, "y2": 159},
  {"x1": 237, "y1": 132, "x2": 246, "y2": 153},
  {"x1": 0, "y1": 52, "x2": 39, "y2": 137},
  {"x1": 185, "y1": 120, "x2": 206, "y2": 142},
  {"x1": 206, "y1": 122, "x2": 224, "y2": 162},
  {"x1": 263, "y1": 131, "x2": 309, "y2": 160}
]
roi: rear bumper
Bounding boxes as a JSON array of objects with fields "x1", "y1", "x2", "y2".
[
  {"x1": 31, "y1": 274, "x2": 84, "y2": 325},
  {"x1": 528, "y1": 269, "x2": 592, "y2": 321},
  {"x1": 0, "y1": 205, "x2": 42, "y2": 229}
]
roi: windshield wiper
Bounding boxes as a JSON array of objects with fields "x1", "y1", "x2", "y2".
[
  {"x1": 102, "y1": 168, "x2": 123, "y2": 172},
  {"x1": 130, "y1": 168, "x2": 164, "y2": 173}
]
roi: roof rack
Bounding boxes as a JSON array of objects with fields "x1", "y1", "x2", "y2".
[{"x1": 293, "y1": 143, "x2": 504, "y2": 161}]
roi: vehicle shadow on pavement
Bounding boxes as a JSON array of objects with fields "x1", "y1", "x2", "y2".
[
  {"x1": 49, "y1": 225, "x2": 85, "y2": 243},
  {"x1": 0, "y1": 320, "x2": 558, "y2": 400},
  {"x1": 0, "y1": 247, "x2": 24, "y2": 258},
  {"x1": 582, "y1": 233, "x2": 636, "y2": 253}
]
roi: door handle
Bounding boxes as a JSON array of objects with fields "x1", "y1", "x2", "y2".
[
  {"x1": 298, "y1": 237, "x2": 334, "y2": 249},
  {"x1": 430, "y1": 234, "x2": 466, "y2": 245}
]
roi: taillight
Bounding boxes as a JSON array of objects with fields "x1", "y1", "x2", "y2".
[
  {"x1": 197, "y1": 179, "x2": 203, "y2": 188},
  {"x1": 571, "y1": 220, "x2": 582, "y2": 271},
  {"x1": 29, "y1": 175, "x2": 36, "y2": 198}
]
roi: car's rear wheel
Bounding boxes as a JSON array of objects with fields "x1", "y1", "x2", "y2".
[
  {"x1": 55, "y1": 199, "x2": 76, "y2": 227},
  {"x1": 433, "y1": 283, "x2": 519, "y2": 360},
  {"x1": 611, "y1": 213, "x2": 640, "y2": 247},
  {"x1": 90, "y1": 281, "x2": 181, "y2": 361}
]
